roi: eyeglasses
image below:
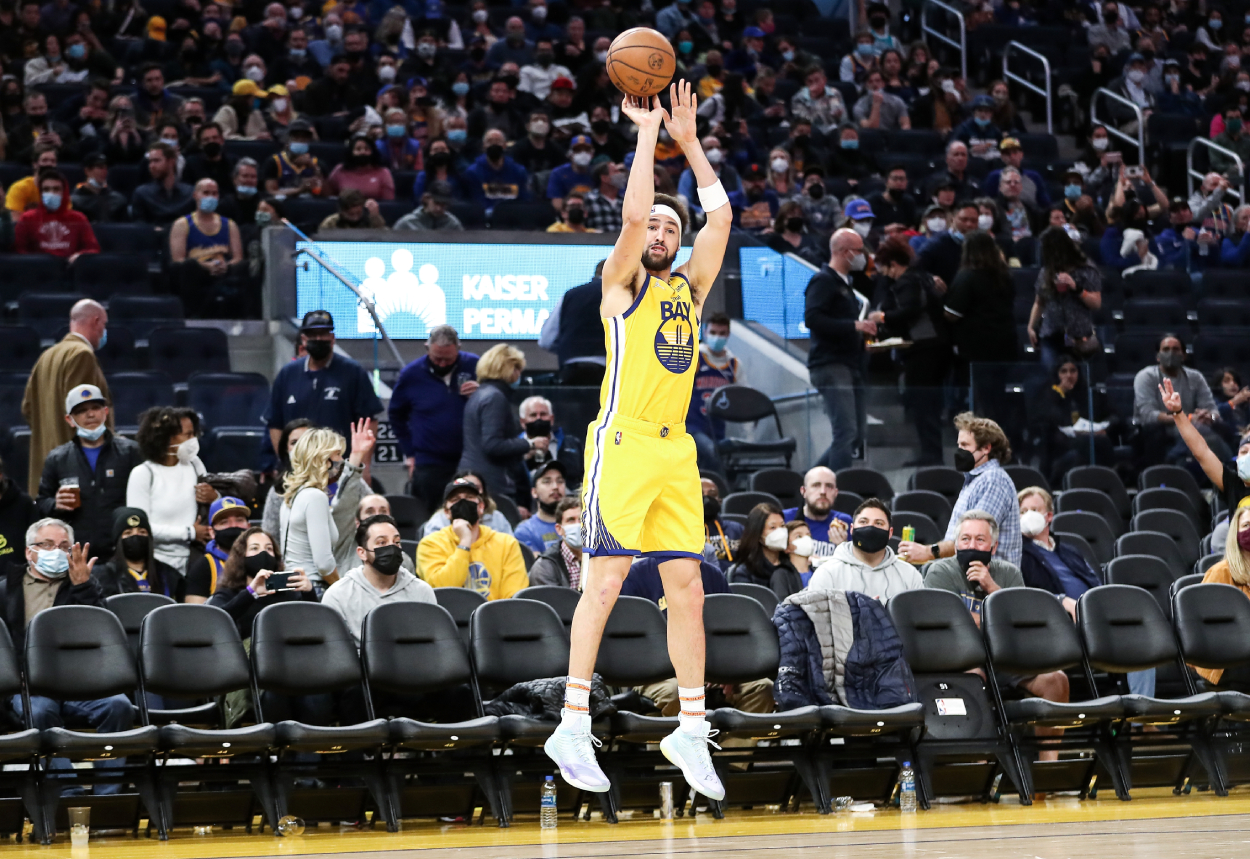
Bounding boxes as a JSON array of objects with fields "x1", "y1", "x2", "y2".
[{"x1": 32, "y1": 541, "x2": 71, "y2": 553}]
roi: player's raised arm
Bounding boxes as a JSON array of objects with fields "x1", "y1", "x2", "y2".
[
  {"x1": 601, "y1": 95, "x2": 669, "y2": 305},
  {"x1": 667, "y1": 80, "x2": 731, "y2": 309}
]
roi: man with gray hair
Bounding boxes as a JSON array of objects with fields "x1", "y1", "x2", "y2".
[
  {"x1": 515, "y1": 394, "x2": 584, "y2": 486},
  {"x1": 22, "y1": 299, "x2": 110, "y2": 496},
  {"x1": 2, "y1": 517, "x2": 135, "y2": 793},
  {"x1": 389, "y1": 324, "x2": 481, "y2": 509}
]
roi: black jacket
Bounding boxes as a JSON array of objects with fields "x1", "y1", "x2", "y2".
[
  {"x1": 94, "y1": 557, "x2": 186, "y2": 601},
  {"x1": 804, "y1": 264, "x2": 863, "y2": 370},
  {"x1": 70, "y1": 184, "x2": 131, "y2": 223},
  {"x1": 916, "y1": 232, "x2": 964, "y2": 287},
  {"x1": 35, "y1": 433, "x2": 143, "y2": 560},
  {"x1": 876, "y1": 266, "x2": 947, "y2": 346},
  {"x1": 727, "y1": 555, "x2": 803, "y2": 602},
  {"x1": 0, "y1": 478, "x2": 35, "y2": 578},
  {"x1": 0, "y1": 564, "x2": 105, "y2": 653}
]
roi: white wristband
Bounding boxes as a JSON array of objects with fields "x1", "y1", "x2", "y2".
[{"x1": 697, "y1": 180, "x2": 729, "y2": 213}]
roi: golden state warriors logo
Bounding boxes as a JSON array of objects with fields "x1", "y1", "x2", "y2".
[{"x1": 655, "y1": 298, "x2": 695, "y2": 373}]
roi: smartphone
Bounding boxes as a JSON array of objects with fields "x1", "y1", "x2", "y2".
[
  {"x1": 1106, "y1": 151, "x2": 1122, "y2": 163},
  {"x1": 1125, "y1": 165, "x2": 1143, "y2": 178},
  {"x1": 266, "y1": 572, "x2": 292, "y2": 591}
]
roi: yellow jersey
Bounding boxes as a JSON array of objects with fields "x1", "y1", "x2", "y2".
[{"x1": 599, "y1": 271, "x2": 699, "y2": 427}]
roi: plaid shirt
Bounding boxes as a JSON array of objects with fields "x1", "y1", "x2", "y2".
[
  {"x1": 945, "y1": 458, "x2": 1022, "y2": 568},
  {"x1": 583, "y1": 189, "x2": 623, "y2": 233},
  {"x1": 561, "y1": 540, "x2": 582, "y2": 590}
]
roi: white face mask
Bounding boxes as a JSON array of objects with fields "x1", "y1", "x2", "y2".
[
  {"x1": 271, "y1": 97, "x2": 288, "y2": 112},
  {"x1": 977, "y1": 213, "x2": 994, "y2": 230},
  {"x1": 764, "y1": 526, "x2": 789, "y2": 551},
  {"x1": 850, "y1": 251, "x2": 868, "y2": 271},
  {"x1": 851, "y1": 220, "x2": 872, "y2": 238},
  {"x1": 1238, "y1": 452, "x2": 1250, "y2": 483},
  {"x1": 326, "y1": 23, "x2": 343, "y2": 43},
  {"x1": 378, "y1": 65, "x2": 397, "y2": 82},
  {"x1": 473, "y1": 9, "x2": 488, "y2": 23},
  {"x1": 595, "y1": 50, "x2": 609, "y2": 63},
  {"x1": 174, "y1": 436, "x2": 200, "y2": 464},
  {"x1": 1091, "y1": 137, "x2": 1109, "y2": 150},
  {"x1": 927, "y1": 216, "x2": 948, "y2": 233},
  {"x1": 1020, "y1": 509, "x2": 1047, "y2": 538},
  {"x1": 561, "y1": 523, "x2": 582, "y2": 549},
  {"x1": 770, "y1": 157, "x2": 789, "y2": 174},
  {"x1": 790, "y1": 535, "x2": 814, "y2": 557},
  {"x1": 571, "y1": 151, "x2": 593, "y2": 166},
  {"x1": 245, "y1": 65, "x2": 265, "y2": 82},
  {"x1": 706, "y1": 148, "x2": 724, "y2": 164}
]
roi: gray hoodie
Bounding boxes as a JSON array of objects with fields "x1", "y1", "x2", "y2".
[
  {"x1": 320, "y1": 565, "x2": 437, "y2": 649},
  {"x1": 807, "y1": 540, "x2": 923, "y2": 605}
]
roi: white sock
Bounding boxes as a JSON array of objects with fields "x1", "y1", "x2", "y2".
[
  {"x1": 677, "y1": 685, "x2": 706, "y2": 734},
  {"x1": 560, "y1": 675, "x2": 592, "y2": 732}
]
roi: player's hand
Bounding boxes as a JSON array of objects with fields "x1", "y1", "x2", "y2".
[
  {"x1": 621, "y1": 94, "x2": 669, "y2": 132},
  {"x1": 664, "y1": 80, "x2": 699, "y2": 146}
]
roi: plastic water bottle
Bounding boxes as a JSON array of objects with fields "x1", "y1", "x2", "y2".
[
  {"x1": 899, "y1": 762, "x2": 917, "y2": 813},
  {"x1": 541, "y1": 776, "x2": 558, "y2": 829}
]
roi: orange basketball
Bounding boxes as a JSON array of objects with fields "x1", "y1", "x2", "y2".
[{"x1": 606, "y1": 27, "x2": 676, "y2": 98}]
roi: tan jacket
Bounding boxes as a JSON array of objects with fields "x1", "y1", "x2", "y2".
[
  {"x1": 1193, "y1": 558, "x2": 1250, "y2": 686},
  {"x1": 21, "y1": 333, "x2": 110, "y2": 495}
]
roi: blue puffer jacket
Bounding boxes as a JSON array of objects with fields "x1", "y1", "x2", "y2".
[{"x1": 773, "y1": 590, "x2": 918, "y2": 710}]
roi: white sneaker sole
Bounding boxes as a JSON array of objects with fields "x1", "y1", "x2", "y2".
[
  {"x1": 660, "y1": 734, "x2": 726, "y2": 801},
  {"x1": 543, "y1": 735, "x2": 612, "y2": 793}
]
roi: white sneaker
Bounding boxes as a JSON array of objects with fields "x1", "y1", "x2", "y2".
[
  {"x1": 660, "y1": 722, "x2": 725, "y2": 801},
  {"x1": 544, "y1": 725, "x2": 611, "y2": 792}
]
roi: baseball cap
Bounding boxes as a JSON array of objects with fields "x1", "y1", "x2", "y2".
[
  {"x1": 999, "y1": 136, "x2": 1022, "y2": 151},
  {"x1": 426, "y1": 179, "x2": 455, "y2": 203},
  {"x1": 300, "y1": 310, "x2": 334, "y2": 331},
  {"x1": 83, "y1": 152, "x2": 109, "y2": 169},
  {"x1": 443, "y1": 479, "x2": 483, "y2": 503},
  {"x1": 232, "y1": 79, "x2": 268, "y2": 98},
  {"x1": 532, "y1": 460, "x2": 568, "y2": 482},
  {"x1": 569, "y1": 133, "x2": 593, "y2": 149},
  {"x1": 1126, "y1": 52, "x2": 1145, "y2": 64},
  {"x1": 844, "y1": 198, "x2": 874, "y2": 220},
  {"x1": 742, "y1": 162, "x2": 767, "y2": 180},
  {"x1": 1169, "y1": 196, "x2": 1191, "y2": 213},
  {"x1": 551, "y1": 76, "x2": 575, "y2": 90},
  {"x1": 971, "y1": 94, "x2": 995, "y2": 109},
  {"x1": 209, "y1": 496, "x2": 252, "y2": 524},
  {"x1": 288, "y1": 117, "x2": 314, "y2": 135},
  {"x1": 65, "y1": 384, "x2": 107, "y2": 415},
  {"x1": 743, "y1": 25, "x2": 766, "y2": 38}
]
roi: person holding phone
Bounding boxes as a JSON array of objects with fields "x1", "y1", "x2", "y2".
[
  {"x1": 279, "y1": 427, "x2": 346, "y2": 597},
  {"x1": 207, "y1": 526, "x2": 314, "y2": 640}
]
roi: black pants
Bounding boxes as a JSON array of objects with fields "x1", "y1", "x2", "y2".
[
  {"x1": 170, "y1": 260, "x2": 254, "y2": 318},
  {"x1": 560, "y1": 362, "x2": 605, "y2": 387},
  {"x1": 413, "y1": 462, "x2": 458, "y2": 512},
  {"x1": 903, "y1": 345, "x2": 951, "y2": 466}
]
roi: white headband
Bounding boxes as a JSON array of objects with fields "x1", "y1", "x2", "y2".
[{"x1": 650, "y1": 204, "x2": 682, "y2": 228}]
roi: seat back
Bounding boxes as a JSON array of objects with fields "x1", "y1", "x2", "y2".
[
  {"x1": 892, "y1": 490, "x2": 953, "y2": 532},
  {"x1": 1115, "y1": 530, "x2": 1189, "y2": 578},
  {"x1": 0, "y1": 326, "x2": 42, "y2": 372},
  {"x1": 148, "y1": 327, "x2": 230, "y2": 383},
  {"x1": 1050, "y1": 511, "x2": 1116, "y2": 565},
  {"x1": 1105, "y1": 555, "x2": 1176, "y2": 618},
  {"x1": 909, "y1": 466, "x2": 965, "y2": 503},
  {"x1": 1173, "y1": 583, "x2": 1250, "y2": 671},
  {"x1": 186, "y1": 372, "x2": 270, "y2": 431},
  {"x1": 749, "y1": 468, "x2": 803, "y2": 507},
  {"x1": 107, "y1": 371, "x2": 176, "y2": 428},
  {"x1": 1171, "y1": 572, "x2": 1205, "y2": 600},
  {"x1": 722, "y1": 490, "x2": 781, "y2": 516},
  {"x1": 434, "y1": 587, "x2": 487, "y2": 649},
  {"x1": 1054, "y1": 531, "x2": 1103, "y2": 577},
  {"x1": 1134, "y1": 486, "x2": 1202, "y2": 530},
  {"x1": 1138, "y1": 465, "x2": 1205, "y2": 513},
  {"x1": 1004, "y1": 465, "x2": 1050, "y2": 493},
  {"x1": 251, "y1": 602, "x2": 362, "y2": 696},
  {"x1": 1195, "y1": 553, "x2": 1224, "y2": 576},
  {"x1": 1063, "y1": 465, "x2": 1131, "y2": 520},
  {"x1": 728, "y1": 581, "x2": 779, "y2": 618},
  {"x1": 1078, "y1": 584, "x2": 1178, "y2": 674},
  {"x1": 514, "y1": 585, "x2": 581, "y2": 629},
  {"x1": 72, "y1": 253, "x2": 151, "y2": 300},
  {"x1": 105, "y1": 592, "x2": 176, "y2": 656},
  {"x1": 1056, "y1": 488, "x2": 1126, "y2": 537},
  {"x1": 0, "y1": 625, "x2": 22, "y2": 700},
  {"x1": 706, "y1": 385, "x2": 779, "y2": 424},
  {"x1": 384, "y1": 494, "x2": 426, "y2": 541},
  {"x1": 361, "y1": 601, "x2": 473, "y2": 695},
  {"x1": 891, "y1": 510, "x2": 942, "y2": 544},
  {"x1": 703, "y1": 593, "x2": 779, "y2": 684},
  {"x1": 889, "y1": 589, "x2": 986, "y2": 673},
  {"x1": 469, "y1": 599, "x2": 569, "y2": 690},
  {"x1": 982, "y1": 588, "x2": 1085, "y2": 675},
  {"x1": 835, "y1": 467, "x2": 895, "y2": 501},
  {"x1": 140, "y1": 603, "x2": 251, "y2": 697},
  {"x1": 25, "y1": 605, "x2": 137, "y2": 701},
  {"x1": 594, "y1": 596, "x2": 674, "y2": 685},
  {"x1": 1131, "y1": 509, "x2": 1200, "y2": 565}
]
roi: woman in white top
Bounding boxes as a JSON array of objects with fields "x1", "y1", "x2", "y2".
[
  {"x1": 279, "y1": 427, "x2": 343, "y2": 595},
  {"x1": 126, "y1": 407, "x2": 219, "y2": 574}
]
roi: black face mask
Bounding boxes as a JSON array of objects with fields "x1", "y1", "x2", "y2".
[
  {"x1": 486, "y1": 143, "x2": 505, "y2": 161},
  {"x1": 121, "y1": 535, "x2": 150, "y2": 561},
  {"x1": 591, "y1": 119, "x2": 610, "y2": 135},
  {"x1": 706, "y1": 63, "x2": 722, "y2": 77},
  {"x1": 470, "y1": 47, "x2": 486, "y2": 61},
  {"x1": 427, "y1": 152, "x2": 451, "y2": 169},
  {"x1": 808, "y1": 182, "x2": 825, "y2": 200},
  {"x1": 449, "y1": 497, "x2": 480, "y2": 525},
  {"x1": 851, "y1": 525, "x2": 890, "y2": 554},
  {"x1": 793, "y1": 133, "x2": 810, "y2": 148},
  {"x1": 430, "y1": 358, "x2": 456, "y2": 376},
  {"x1": 956, "y1": 548, "x2": 993, "y2": 574},
  {"x1": 703, "y1": 495, "x2": 721, "y2": 523},
  {"x1": 786, "y1": 217, "x2": 804, "y2": 232},
  {"x1": 953, "y1": 448, "x2": 978, "y2": 472},
  {"x1": 525, "y1": 418, "x2": 552, "y2": 437},
  {"x1": 305, "y1": 339, "x2": 332, "y2": 360},
  {"x1": 214, "y1": 526, "x2": 245, "y2": 551},
  {"x1": 244, "y1": 551, "x2": 277, "y2": 578},
  {"x1": 538, "y1": 498, "x2": 558, "y2": 516},
  {"x1": 202, "y1": 141, "x2": 222, "y2": 158},
  {"x1": 567, "y1": 206, "x2": 586, "y2": 225},
  {"x1": 369, "y1": 544, "x2": 404, "y2": 576}
]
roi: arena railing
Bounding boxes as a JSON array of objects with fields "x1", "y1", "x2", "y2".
[
  {"x1": 1003, "y1": 41, "x2": 1052, "y2": 136},
  {"x1": 1188, "y1": 138, "x2": 1245, "y2": 205},
  {"x1": 921, "y1": 0, "x2": 967, "y2": 81}
]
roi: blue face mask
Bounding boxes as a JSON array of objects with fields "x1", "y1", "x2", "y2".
[
  {"x1": 74, "y1": 418, "x2": 107, "y2": 441},
  {"x1": 974, "y1": 116, "x2": 991, "y2": 128},
  {"x1": 840, "y1": 138, "x2": 859, "y2": 150},
  {"x1": 386, "y1": 124, "x2": 406, "y2": 138},
  {"x1": 679, "y1": 40, "x2": 693, "y2": 54},
  {"x1": 67, "y1": 43, "x2": 86, "y2": 60},
  {"x1": 509, "y1": 377, "x2": 523, "y2": 389},
  {"x1": 33, "y1": 548, "x2": 69, "y2": 578},
  {"x1": 42, "y1": 192, "x2": 61, "y2": 210},
  {"x1": 1064, "y1": 183, "x2": 1082, "y2": 200},
  {"x1": 782, "y1": 49, "x2": 795, "y2": 62},
  {"x1": 1210, "y1": 18, "x2": 1223, "y2": 30},
  {"x1": 447, "y1": 129, "x2": 467, "y2": 143},
  {"x1": 705, "y1": 334, "x2": 729, "y2": 352},
  {"x1": 97, "y1": 329, "x2": 107, "y2": 350},
  {"x1": 452, "y1": 81, "x2": 470, "y2": 96},
  {"x1": 289, "y1": 141, "x2": 310, "y2": 155},
  {"x1": 236, "y1": 184, "x2": 257, "y2": 196},
  {"x1": 198, "y1": 196, "x2": 218, "y2": 213},
  {"x1": 289, "y1": 48, "x2": 306, "y2": 59},
  {"x1": 949, "y1": 228, "x2": 964, "y2": 243},
  {"x1": 856, "y1": 43, "x2": 874, "y2": 56}
]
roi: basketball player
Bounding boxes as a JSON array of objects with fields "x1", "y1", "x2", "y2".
[{"x1": 544, "y1": 80, "x2": 732, "y2": 800}]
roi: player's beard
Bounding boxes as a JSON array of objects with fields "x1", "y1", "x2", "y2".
[{"x1": 642, "y1": 244, "x2": 677, "y2": 272}]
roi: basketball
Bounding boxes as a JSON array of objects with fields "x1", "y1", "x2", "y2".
[{"x1": 606, "y1": 27, "x2": 676, "y2": 99}]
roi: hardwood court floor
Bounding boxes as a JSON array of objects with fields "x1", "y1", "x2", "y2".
[{"x1": 15, "y1": 788, "x2": 1250, "y2": 859}]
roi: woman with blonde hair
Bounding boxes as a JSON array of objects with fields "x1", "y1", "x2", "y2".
[
  {"x1": 458, "y1": 344, "x2": 546, "y2": 512},
  {"x1": 279, "y1": 427, "x2": 345, "y2": 595},
  {"x1": 1193, "y1": 501, "x2": 1250, "y2": 689}
]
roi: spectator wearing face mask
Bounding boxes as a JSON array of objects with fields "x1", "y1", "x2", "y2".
[
  {"x1": 207, "y1": 526, "x2": 316, "y2": 642},
  {"x1": 518, "y1": 37, "x2": 571, "y2": 100},
  {"x1": 14, "y1": 169, "x2": 99, "y2": 260},
  {"x1": 547, "y1": 133, "x2": 596, "y2": 211},
  {"x1": 546, "y1": 190, "x2": 598, "y2": 232},
  {"x1": 728, "y1": 162, "x2": 780, "y2": 233},
  {"x1": 763, "y1": 201, "x2": 826, "y2": 267},
  {"x1": 727, "y1": 503, "x2": 803, "y2": 601},
  {"x1": 326, "y1": 133, "x2": 395, "y2": 200},
  {"x1": 513, "y1": 461, "x2": 568, "y2": 553},
  {"x1": 527, "y1": 498, "x2": 584, "y2": 588},
  {"x1": 700, "y1": 478, "x2": 743, "y2": 573},
  {"x1": 169, "y1": 178, "x2": 245, "y2": 315},
  {"x1": 279, "y1": 427, "x2": 348, "y2": 595},
  {"x1": 1017, "y1": 488, "x2": 1099, "y2": 612},
  {"x1": 678, "y1": 135, "x2": 742, "y2": 215},
  {"x1": 918, "y1": 200, "x2": 979, "y2": 287},
  {"x1": 799, "y1": 167, "x2": 841, "y2": 237},
  {"x1": 466, "y1": 128, "x2": 532, "y2": 208},
  {"x1": 458, "y1": 344, "x2": 537, "y2": 508},
  {"x1": 808, "y1": 499, "x2": 921, "y2": 603},
  {"x1": 1139, "y1": 336, "x2": 1229, "y2": 467},
  {"x1": 840, "y1": 197, "x2": 878, "y2": 248},
  {"x1": 867, "y1": 164, "x2": 917, "y2": 230},
  {"x1": 184, "y1": 497, "x2": 252, "y2": 604},
  {"x1": 213, "y1": 79, "x2": 272, "y2": 141},
  {"x1": 508, "y1": 110, "x2": 567, "y2": 175},
  {"x1": 93, "y1": 507, "x2": 183, "y2": 600},
  {"x1": 951, "y1": 95, "x2": 1002, "y2": 161},
  {"x1": 854, "y1": 69, "x2": 911, "y2": 132},
  {"x1": 183, "y1": 122, "x2": 237, "y2": 194},
  {"x1": 418, "y1": 480, "x2": 528, "y2": 599},
  {"x1": 35, "y1": 385, "x2": 141, "y2": 562}
]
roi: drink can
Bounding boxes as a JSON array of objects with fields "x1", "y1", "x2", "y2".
[
  {"x1": 901, "y1": 525, "x2": 915, "y2": 542},
  {"x1": 659, "y1": 781, "x2": 674, "y2": 818}
]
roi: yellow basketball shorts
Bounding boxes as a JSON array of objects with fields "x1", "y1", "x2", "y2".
[{"x1": 580, "y1": 413, "x2": 704, "y2": 561}]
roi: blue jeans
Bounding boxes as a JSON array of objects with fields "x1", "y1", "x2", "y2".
[
  {"x1": 691, "y1": 431, "x2": 725, "y2": 476},
  {"x1": 11, "y1": 694, "x2": 133, "y2": 795},
  {"x1": 811, "y1": 362, "x2": 861, "y2": 471},
  {"x1": 1127, "y1": 668, "x2": 1156, "y2": 698}
]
